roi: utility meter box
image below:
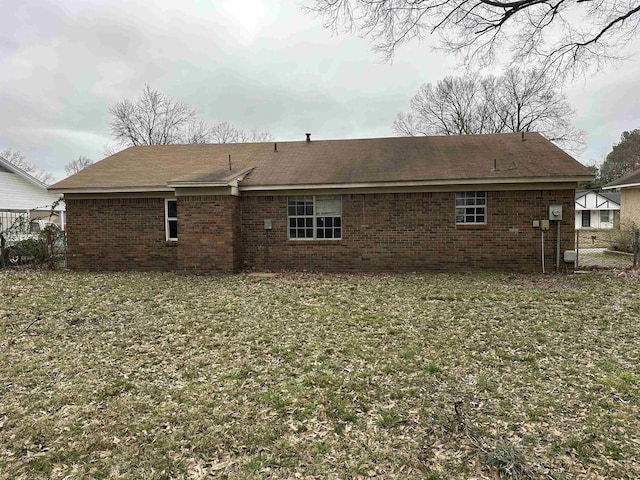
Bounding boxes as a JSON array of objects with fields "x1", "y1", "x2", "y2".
[
  {"x1": 549, "y1": 205, "x2": 563, "y2": 221},
  {"x1": 264, "y1": 219, "x2": 272, "y2": 230}
]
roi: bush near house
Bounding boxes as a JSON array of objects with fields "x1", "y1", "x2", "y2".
[
  {"x1": 0, "y1": 219, "x2": 65, "y2": 268},
  {"x1": 1, "y1": 271, "x2": 639, "y2": 479}
]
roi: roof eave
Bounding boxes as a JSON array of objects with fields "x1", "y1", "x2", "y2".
[
  {"x1": 48, "y1": 186, "x2": 174, "y2": 194},
  {"x1": 603, "y1": 183, "x2": 640, "y2": 190},
  {"x1": 48, "y1": 175, "x2": 593, "y2": 194},
  {"x1": 167, "y1": 182, "x2": 229, "y2": 188},
  {"x1": 0, "y1": 155, "x2": 49, "y2": 189},
  {"x1": 239, "y1": 176, "x2": 593, "y2": 192}
]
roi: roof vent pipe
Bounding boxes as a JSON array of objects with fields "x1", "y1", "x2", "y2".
[
  {"x1": 306, "y1": 133, "x2": 311, "y2": 143},
  {"x1": 274, "y1": 142, "x2": 277, "y2": 152},
  {"x1": 521, "y1": 131, "x2": 525, "y2": 141}
]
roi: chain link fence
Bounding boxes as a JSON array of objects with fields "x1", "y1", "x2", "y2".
[{"x1": 576, "y1": 228, "x2": 639, "y2": 270}]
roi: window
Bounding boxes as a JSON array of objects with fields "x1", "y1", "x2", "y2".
[
  {"x1": 288, "y1": 195, "x2": 342, "y2": 240},
  {"x1": 581, "y1": 210, "x2": 591, "y2": 228},
  {"x1": 600, "y1": 210, "x2": 610, "y2": 224},
  {"x1": 165, "y1": 199, "x2": 177, "y2": 241},
  {"x1": 455, "y1": 192, "x2": 486, "y2": 224}
]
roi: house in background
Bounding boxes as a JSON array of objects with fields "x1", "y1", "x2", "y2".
[
  {"x1": 49, "y1": 132, "x2": 593, "y2": 274},
  {"x1": 604, "y1": 168, "x2": 640, "y2": 227},
  {"x1": 574, "y1": 190, "x2": 620, "y2": 229},
  {"x1": 0, "y1": 155, "x2": 65, "y2": 232}
]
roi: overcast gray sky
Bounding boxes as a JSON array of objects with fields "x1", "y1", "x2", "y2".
[{"x1": 1, "y1": 0, "x2": 639, "y2": 181}]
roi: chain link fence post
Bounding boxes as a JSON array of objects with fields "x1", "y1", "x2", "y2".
[
  {"x1": 634, "y1": 229, "x2": 639, "y2": 269},
  {"x1": 575, "y1": 229, "x2": 580, "y2": 269}
]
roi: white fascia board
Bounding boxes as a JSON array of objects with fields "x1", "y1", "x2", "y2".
[
  {"x1": 49, "y1": 175, "x2": 592, "y2": 195},
  {"x1": 166, "y1": 182, "x2": 228, "y2": 188},
  {"x1": 603, "y1": 183, "x2": 640, "y2": 190},
  {"x1": 48, "y1": 186, "x2": 174, "y2": 194},
  {"x1": 239, "y1": 176, "x2": 593, "y2": 192}
]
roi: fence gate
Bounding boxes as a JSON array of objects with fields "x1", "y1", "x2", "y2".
[{"x1": 576, "y1": 229, "x2": 639, "y2": 269}]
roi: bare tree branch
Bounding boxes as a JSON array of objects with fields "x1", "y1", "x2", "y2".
[
  {"x1": 306, "y1": 0, "x2": 640, "y2": 77},
  {"x1": 0, "y1": 148, "x2": 55, "y2": 184},
  {"x1": 65, "y1": 156, "x2": 94, "y2": 176},
  {"x1": 108, "y1": 85, "x2": 274, "y2": 148},
  {"x1": 392, "y1": 68, "x2": 585, "y2": 153}
]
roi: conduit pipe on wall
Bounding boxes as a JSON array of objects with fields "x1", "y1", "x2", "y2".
[
  {"x1": 541, "y1": 231, "x2": 545, "y2": 274},
  {"x1": 556, "y1": 220, "x2": 561, "y2": 271}
]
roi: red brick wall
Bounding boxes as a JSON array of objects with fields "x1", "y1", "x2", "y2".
[
  {"x1": 65, "y1": 189, "x2": 576, "y2": 273},
  {"x1": 65, "y1": 197, "x2": 177, "y2": 271},
  {"x1": 240, "y1": 190, "x2": 576, "y2": 272},
  {"x1": 177, "y1": 195, "x2": 240, "y2": 273}
]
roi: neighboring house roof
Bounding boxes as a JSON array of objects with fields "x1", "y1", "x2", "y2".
[
  {"x1": 603, "y1": 168, "x2": 640, "y2": 189},
  {"x1": 598, "y1": 191, "x2": 621, "y2": 205},
  {"x1": 0, "y1": 155, "x2": 64, "y2": 211},
  {"x1": 0, "y1": 155, "x2": 48, "y2": 189},
  {"x1": 49, "y1": 132, "x2": 593, "y2": 193},
  {"x1": 575, "y1": 190, "x2": 621, "y2": 210}
]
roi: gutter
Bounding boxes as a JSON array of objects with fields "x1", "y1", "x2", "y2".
[
  {"x1": 238, "y1": 176, "x2": 594, "y2": 192},
  {"x1": 49, "y1": 174, "x2": 592, "y2": 195},
  {"x1": 602, "y1": 182, "x2": 640, "y2": 190}
]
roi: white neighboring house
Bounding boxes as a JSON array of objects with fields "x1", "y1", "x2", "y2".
[
  {"x1": 0, "y1": 155, "x2": 65, "y2": 232},
  {"x1": 575, "y1": 190, "x2": 620, "y2": 229}
]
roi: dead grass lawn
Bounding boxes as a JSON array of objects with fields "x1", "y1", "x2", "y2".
[{"x1": 1, "y1": 270, "x2": 639, "y2": 479}]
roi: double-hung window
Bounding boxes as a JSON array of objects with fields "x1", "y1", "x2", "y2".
[
  {"x1": 288, "y1": 195, "x2": 342, "y2": 240},
  {"x1": 455, "y1": 192, "x2": 486, "y2": 224},
  {"x1": 165, "y1": 199, "x2": 178, "y2": 241}
]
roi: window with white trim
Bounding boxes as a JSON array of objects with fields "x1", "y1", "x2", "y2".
[
  {"x1": 165, "y1": 199, "x2": 178, "y2": 241},
  {"x1": 600, "y1": 210, "x2": 610, "y2": 223},
  {"x1": 288, "y1": 195, "x2": 342, "y2": 239},
  {"x1": 455, "y1": 192, "x2": 486, "y2": 224}
]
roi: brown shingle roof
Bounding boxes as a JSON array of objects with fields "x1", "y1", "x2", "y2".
[
  {"x1": 605, "y1": 167, "x2": 640, "y2": 188},
  {"x1": 50, "y1": 133, "x2": 592, "y2": 192}
]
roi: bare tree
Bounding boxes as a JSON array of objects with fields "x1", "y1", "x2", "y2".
[
  {"x1": 109, "y1": 85, "x2": 273, "y2": 148},
  {"x1": 306, "y1": 0, "x2": 640, "y2": 77},
  {"x1": 1, "y1": 148, "x2": 54, "y2": 184},
  {"x1": 393, "y1": 76, "x2": 497, "y2": 136},
  {"x1": 109, "y1": 85, "x2": 200, "y2": 147},
  {"x1": 393, "y1": 68, "x2": 585, "y2": 153},
  {"x1": 65, "y1": 156, "x2": 94, "y2": 175},
  {"x1": 209, "y1": 121, "x2": 240, "y2": 144},
  {"x1": 209, "y1": 121, "x2": 273, "y2": 144}
]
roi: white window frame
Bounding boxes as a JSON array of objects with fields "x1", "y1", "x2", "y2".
[
  {"x1": 288, "y1": 195, "x2": 342, "y2": 240},
  {"x1": 165, "y1": 199, "x2": 178, "y2": 241},
  {"x1": 600, "y1": 210, "x2": 610, "y2": 224},
  {"x1": 455, "y1": 192, "x2": 487, "y2": 225}
]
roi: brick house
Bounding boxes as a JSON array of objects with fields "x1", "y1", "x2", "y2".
[
  {"x1": 603, "y1": 169, "x2": 640, "y2": 228},
  {"x1": 49, "y1": 133, "x2": 593, "y2": 273}
]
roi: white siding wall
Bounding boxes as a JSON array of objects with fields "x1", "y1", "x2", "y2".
[
  {"x1": 575, "y1": 192, "x2": 620, "y2": 229},
  {"x1": 0, "y1": 171, "x2": 63, "y2": 211},
  {"x1": 575, "y1": 209, "x2": 616, "y2": 229}
]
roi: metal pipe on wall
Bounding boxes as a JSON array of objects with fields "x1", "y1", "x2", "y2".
[{"x1": 556, "y1": 220, "x2": 561, "y2": 271}]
